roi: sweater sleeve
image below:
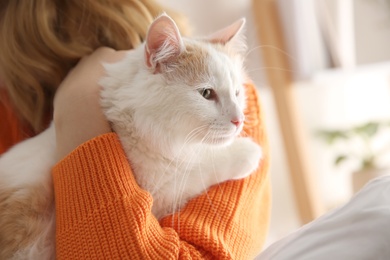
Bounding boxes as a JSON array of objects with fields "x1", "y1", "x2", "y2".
[{"x1": 52, "y1": 83, "x2": 271, "y2": 260}]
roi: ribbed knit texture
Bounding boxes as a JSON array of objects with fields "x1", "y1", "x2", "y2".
[{"x1": 0, "y1": 83, "x2": 270, "y2": 259}]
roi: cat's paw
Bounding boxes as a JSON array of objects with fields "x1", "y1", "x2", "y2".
[{"x1": 229, "y1": 138, "x2": 262, "y2": 180}]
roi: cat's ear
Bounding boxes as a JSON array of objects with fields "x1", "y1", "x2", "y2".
[
  {"x1": 206, "y1": 18, "x2": 246, "y2": 53},
  {"x1": 144, "y1": 13, "x2": 185, "y2": 71}
]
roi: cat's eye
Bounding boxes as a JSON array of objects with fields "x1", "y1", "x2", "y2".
[{"x1": 199, "y1": 88, "x2": 216, "y2": 100}]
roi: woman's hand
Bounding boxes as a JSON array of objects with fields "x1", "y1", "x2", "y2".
[{"x1": 54, "y1": 47, "x2": 127, "y2": 161}]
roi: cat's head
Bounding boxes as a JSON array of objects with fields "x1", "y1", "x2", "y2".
[{"x1": 134, "y1": 14, "x2": 248, "y2": 152}]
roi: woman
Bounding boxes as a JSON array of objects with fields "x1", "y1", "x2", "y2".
[{"x1": 0, "y1": 0, "x2": 270, "y2": 259}]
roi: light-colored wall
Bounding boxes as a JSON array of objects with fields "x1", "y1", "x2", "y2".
[
  {"x1": 278, "y1": 0, "x2": 330, "y2": 80},
  {"x1": 354, "y1": 0, "x2": 390, "y2": 65}
]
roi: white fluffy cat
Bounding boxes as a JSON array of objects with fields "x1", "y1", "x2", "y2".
[{"x1": 0, "y1": 14, "x2": 261, "y2": 259}]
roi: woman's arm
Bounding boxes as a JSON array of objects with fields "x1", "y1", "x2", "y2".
[
  {"x1": 53, "y1": 47, "x2": 123, "y2": 160},
  {"x1": 53, "y1": 48, "x2": 270, "y2": 259}
]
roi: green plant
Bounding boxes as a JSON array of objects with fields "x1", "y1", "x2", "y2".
[{"x1": 317, "y1": 121, "x2": 390, "y2": 171}]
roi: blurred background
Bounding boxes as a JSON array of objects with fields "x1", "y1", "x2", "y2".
[{"x1": 159, "y1": 0, "x2": 390, "y2": 249}]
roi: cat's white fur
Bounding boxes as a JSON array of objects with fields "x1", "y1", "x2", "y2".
[{"x1": 0, "y1": 14, "x2": 261, "y2": 259}]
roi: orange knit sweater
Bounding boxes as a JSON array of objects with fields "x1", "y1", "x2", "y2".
[{"x1": 0, "y1": 83, "x2": 270, "y2": 259}]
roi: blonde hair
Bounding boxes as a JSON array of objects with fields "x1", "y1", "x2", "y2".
[{"x1": 0, "y1": 0, "x2": 187, "y2": 133}]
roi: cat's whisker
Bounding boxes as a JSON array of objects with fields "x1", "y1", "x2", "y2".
[
  {"x1": 243, "y1": 116, "x2": 257, "y2": 125},
  {"x1": 149, "y1": 125, "x2": 209, "y2": 197},
  {"x1": 184, "y1": 125, "x2": 209, "y2": 144},
  {"x1": 175, "y1": 144, "x2": 203, "y2": 230},
  {"x1": 244, "y1": 45, "x2": 297, "y2": 64},
  {"x1": 197, "y1": 132, "x2": 227, "y2": 224},
  {"x1": 178, "y1": 126, "x2": 224, "y2": 221},
  {"x1": 240, "y1": 129, "x2": 251, "y2": 139},
  {"x1": 175, "y1": 129, "x2": 210, "y2": 222},
  {"x1": 246, "y1": 66, "x2": 295, "y2": 74},
  {"x1": 160, "y1": 125, "x2": 209, "y2": 227},
  {"x1": 173, "y1": 149, "x2": 199, "y2": 229},
  {"x1": 244, "y1": 45, "x2": 262, "y2": 58}
]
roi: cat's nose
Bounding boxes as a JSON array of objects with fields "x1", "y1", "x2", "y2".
[{"x1": 231, "y1": 119, "x2": 243, "y2": 127}]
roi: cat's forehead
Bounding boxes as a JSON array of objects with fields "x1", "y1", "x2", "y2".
[{"x1": 165, "y1": 39, "x2": 243, "y2": 88}]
